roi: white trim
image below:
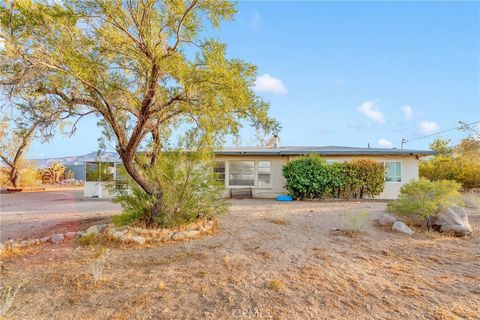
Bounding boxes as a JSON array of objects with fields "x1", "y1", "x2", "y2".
[{"x1": 383, "y1": 160, "x2": 402, "y2": 183}]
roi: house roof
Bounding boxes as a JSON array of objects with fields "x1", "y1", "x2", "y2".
[{"x1": 214, "y1": 145, "x2": 436, "y2": 157}]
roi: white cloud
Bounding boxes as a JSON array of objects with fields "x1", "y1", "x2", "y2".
[
  {"x1": 254, "y1": 74, "x2": 287, "y2": 95},
  {"x1": 401, "y1": 105, "x2": 413, "y2": 120},
  {"x1": 357, "y1": 101, "x2": 386, "y2": 124},
  {"x1": 378, "y1": 138, "x2": 393, "y2": 148},
  {"x1": 418, "y1": 121, "x2": 439, "y2": 134}
]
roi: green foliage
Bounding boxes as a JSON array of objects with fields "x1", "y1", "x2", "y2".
[
  {"x1": 282, "y1": 156, "x2": 384, "y2": 200},
  {"x1": 429, "y1": 138, "x2": 453, "y2": 156},
  {"x1": 114, "y1": 150, "x2": 228, "y2": 228},
  {"x1": 78, "y1": 233, "x2": 97, "y2": 246},
  {"x1": 387, "y1": 178, "x2": 463, "y2": 220},
  {"x1": 420, "y1": 137, "x2": 480, "y2": 190},
  {"x1": 1, "y1": 0, "x2": 278, "y2": 227},
  {"x1": 282, "y1": 155, "x2": 336, "y2": 199}
]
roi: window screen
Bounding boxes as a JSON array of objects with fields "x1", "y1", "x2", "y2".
[{"x1": 229, "y1": 161, "x2": 255, "y2": 186}]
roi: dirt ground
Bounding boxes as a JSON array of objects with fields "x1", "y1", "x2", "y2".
[
  {"x1": 0, "y1": 199, "x2": 479, "y2": 320},
  {"x1": 0, "y1": 190, "x2": 120, "y2": 242}
]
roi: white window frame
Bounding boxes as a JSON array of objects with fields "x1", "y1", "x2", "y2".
[
  {"x1": 256, "y1": 160, "x2": 272, "y2": 188},
  {"x1": 225, "y1": 160, "x2": 272, "y2": 188},
  {"x1": 227, "y1": 160, "x2": 255, "y2": 187},
  {"x1": 383, "y1": 161, "x2": 402, "y2": 183}
]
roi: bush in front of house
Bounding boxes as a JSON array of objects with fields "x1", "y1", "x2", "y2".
[
  {"x1": 387, "y1": 178, "x2": 463, "y2": 220},
  {"x1": 282, "y1": 155, "x2": 384, "y2": 200},
  {"x1": 282, "y1": 155, "x2": 340, "y2": 199},
  {"x1": 113, "y1": 151, "x2": 227, "y2": 228}
]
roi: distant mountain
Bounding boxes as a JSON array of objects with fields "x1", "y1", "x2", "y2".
[{"x1": 30, "y1": 151, "x2": 121, "y2": 169}]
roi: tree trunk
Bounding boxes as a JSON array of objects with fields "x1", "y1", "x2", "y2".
[
  {"x1": 119, "y1": 152, "x2": 163, "y2": 225},
  {"x1": 10, "y1": 167, "x2": 20, "y2": 188}
]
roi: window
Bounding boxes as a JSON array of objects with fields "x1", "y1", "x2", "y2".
[
  {"x1": 214, "y1": 161, "x2": 226, "y2": 185},
  {"x1": 115, "y1": 164, "x2": 127, "y2": 190},
  {"x1": 85, "y1": 162, "x2": 115, "y2": 182},
  {"x1": 229, "y1": 161, "x2": 255, "y2": 186},
  {"x1": 384, "y1": 161, "x2": 401, "y2": 182},
  {"x1": 257, "y1": 161, "x2": 271, "y2": 187}
]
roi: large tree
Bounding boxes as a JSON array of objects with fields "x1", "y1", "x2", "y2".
[{"x1": 0, "y1": 0, "x2": 278, "y2": 219}]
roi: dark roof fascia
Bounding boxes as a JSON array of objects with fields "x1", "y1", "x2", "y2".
[{"x1": 214, "y1": 149, "x2": 437, "y2": 157}]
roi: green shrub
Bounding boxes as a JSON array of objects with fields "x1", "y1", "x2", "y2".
[
  {"x1": 387, "y1": 178, "x2": 463, "y2": 220},
  {"x1": 348, "y1": 159, "x2": 384, "y2": 199},
  {"x1": 282, "y1": 155, "x2": 339, "y2": 199},
  {"x1": 282, "y1": 156, "x2": 384, "y2": 200},
  {"x1": 114, "y1": 151, "x2": 227, "y2": 228}
]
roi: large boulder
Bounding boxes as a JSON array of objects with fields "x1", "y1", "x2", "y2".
[
  {"x1": 431, "y1": 206, "x2": 472, "y2": 237},
  {"x1": 392, "y1": 221, "x2": 414, "y2": 235}
]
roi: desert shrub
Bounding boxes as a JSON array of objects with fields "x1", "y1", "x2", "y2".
[
  {"x1": 338, "y1": 209, "x2": 371, "y2": 232},
  {"x1": 114, "y1": 151, "x2": 227, "y2": 228},
  {"x1": 350, "y1": 159, "x2": 385, "y2": 199},
  {"x1": 18, "y1": 163, "x2": 42, "y2": 187},
  {"x1": 41, "y1": 162, "x2": 65, "y2": 183},
  {"x1": 282, "y1": 156, "x2": 384, "y2": 200},
  {"x1": 78, "y1": 233, "x2": 97, "y2": 246},
  {"x1": 387, "y1": 178, "x2": 463, "y2": 220},
  {"x1": 420, "y1": 137, "x2": 480, "y2": 190},
  {"x1": 461, "y1": 192, "x2": 480, "y2": 209},
  {"x1": 282, "y1": 155, "x2": 340, "y2": 199}
]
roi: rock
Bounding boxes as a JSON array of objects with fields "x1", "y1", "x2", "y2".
[
  {"x1": 85, "y1": 224, "x2": 106, "y2": 236},
  {"x1": 431, "y1": 206, "x2": 472, "y2": 237},
  {"x1": 12, "y1": 242, "x2": 27, "y2": 248},
  {"x1": 131, "y1": 236, "x2": 146, "y2": 245},
  {"x1": 26, "y1": 239, "x2": 40, "y2": 246},
  {"x1": 112, "y1": 230, "x2": 126, "y2": 239},
  {"x1": 392, "y1": 221, "x2": 414, "y2": 235},
  {"x1": 374, "y1": 213, "x2": 397, "y2": 227},
  {"x1": 40, "y1": 236, "x2": 50, "y2": 243},
  {"x1": 51, "y1": 233, "x2": 65, "y2": 243},
  {"x1": 65, "y1": 232, "x2": 76, "y2": 238},
  {"x1": 172, "y1": 230, "x2": 200, "y2": 241}
]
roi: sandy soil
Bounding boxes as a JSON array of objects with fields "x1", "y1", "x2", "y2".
[
  {"x1": 0, "y1": 190, "x2": 120, "y2": 241},
  {"x1": 0, "y1": 199, "x2": 479, "y2": 320}
]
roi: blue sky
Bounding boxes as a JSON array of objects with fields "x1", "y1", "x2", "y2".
[{"x1": 28, "y1": 1, "x2": 480, "y2": 158}]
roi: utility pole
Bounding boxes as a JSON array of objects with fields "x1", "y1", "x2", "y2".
[{"x1": 401, "y1": 139, "x2": 406, "y2": 149}]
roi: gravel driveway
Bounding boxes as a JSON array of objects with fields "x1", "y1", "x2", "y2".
[{"x1": 0, "y1": 190, "x2": 121, "y2": 242}]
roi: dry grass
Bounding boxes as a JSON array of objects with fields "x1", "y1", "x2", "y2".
[
  {"x1": 0, "y1": 199, "x2": 479, "y2": 319},
  {"x1": 266, "y1": 279, "x2": 284, "y2": 291}
]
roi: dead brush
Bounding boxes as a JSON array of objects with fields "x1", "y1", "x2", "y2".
[
  {"x1": 267, "y1": 207, "x2": 289, "y2": 225},
  {"x1": 0, "y1": 277, "x2": 24, "y2": 318},
  {"x1": 335, "y1": 209, "x2": 372, "y2": 235},
  {"x1": 266, "y1": 279, "x2": 284, "y2": 291},
  {"x1": 461, "y1": 191, "x2": 480, "y2": 209},
  {"x1": 87, "y1": 246, "x2": 108, "y2": 285}
]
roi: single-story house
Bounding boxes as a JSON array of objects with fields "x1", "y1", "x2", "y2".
[{"x1": 83, "y1": 145, "x2": 435, "y2": 199}]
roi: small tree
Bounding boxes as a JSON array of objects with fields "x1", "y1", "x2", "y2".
[
  {"x1": 42, "y1": 163, "x2": 66, "y2": 184},
  {"x1": 0, "y1": 98, "x2": 63, "y2": 187}
]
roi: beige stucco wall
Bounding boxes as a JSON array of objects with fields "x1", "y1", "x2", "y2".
[
  {"x1": 84, "y1": 154, "x2": 420, "y2": 200},
  {"x1": 216, "y1": 154, "x2": 420, "y2": 200}
]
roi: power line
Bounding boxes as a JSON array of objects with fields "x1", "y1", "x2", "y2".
[{"x1": 401, "y1": 120, "x2": 480, "y2": 149}]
